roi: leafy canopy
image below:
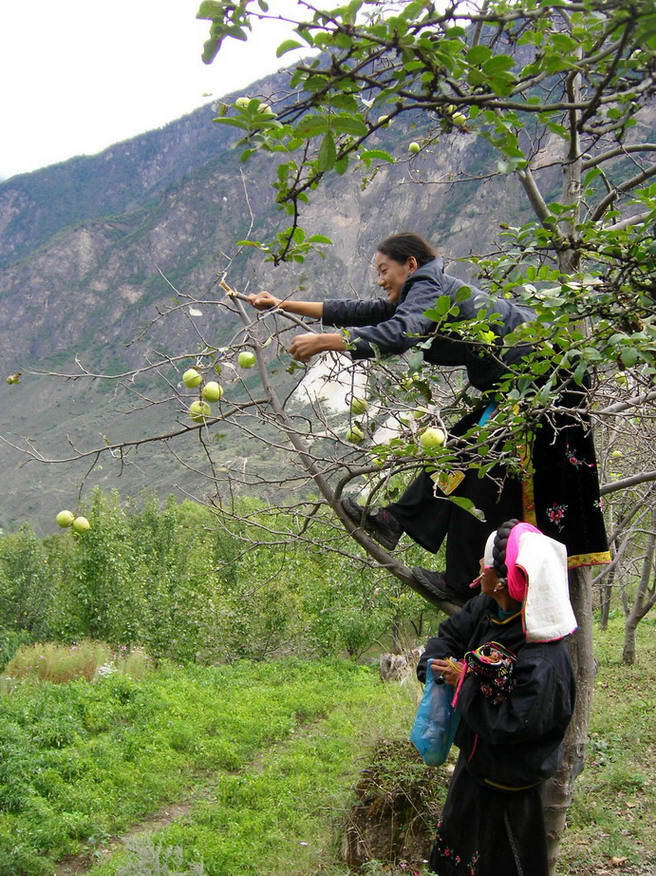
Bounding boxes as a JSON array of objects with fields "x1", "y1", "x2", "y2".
[{"x1": 198, "y1": 0, "x2": 656, "y2": 388}]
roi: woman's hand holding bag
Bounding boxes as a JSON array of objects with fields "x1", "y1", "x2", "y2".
[{"x1": 410, "y1": 659, "x2": 461, "y2": 766}]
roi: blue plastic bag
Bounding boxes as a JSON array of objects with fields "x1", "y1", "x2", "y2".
[{"x1": 410, "y1": 659, "x2": 461, "y2": 766}]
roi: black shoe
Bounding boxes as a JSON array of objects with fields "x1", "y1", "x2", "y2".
[
  {"x1": 412, "y1": 567, "x2": 466, "y2": 606},
  {"x1": 341, "y1": 496, "x2": 403, "y2": 551}
]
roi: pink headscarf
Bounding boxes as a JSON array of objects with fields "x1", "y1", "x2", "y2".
[
  {"x1": 483, "y1": 521, "x2": 577, "y2": 642},
  {"x1": 504, "y1": 522, "x2": 542, "y2": 601}
]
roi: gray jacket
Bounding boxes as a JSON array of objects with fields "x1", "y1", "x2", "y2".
[{"x1": 322, "y1": 258, "x2": 535, "y2": 391}]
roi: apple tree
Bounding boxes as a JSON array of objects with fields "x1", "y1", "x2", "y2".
[
  {"x1": 5, "y1": 1, "x2": 656, "y2": 870},
  {"x1": 192, "y1": 0, "x2": 656, "y2": 869}
]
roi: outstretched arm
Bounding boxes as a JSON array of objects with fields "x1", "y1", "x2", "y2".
[
  {"x1": 248, "y1": 292, "x2": 346, "y2": 362},
  {"x1": 248, "y1": 291, "x2": 324, "y2": 320},
  {"x1": 288, "y1": 332, "x2": 346, "y2": 362}
]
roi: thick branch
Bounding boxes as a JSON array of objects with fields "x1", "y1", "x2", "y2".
[{"x1": 600, "y1": 470, "x2": 656, "y2": 496}]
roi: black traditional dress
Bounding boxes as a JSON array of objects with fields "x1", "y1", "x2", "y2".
[
  {"x1": 418, "y1": 595, "x2": 576, "y2": 876},
  {"x1": 387, "y1": 381, "x2": 610, "y2": 596},
  {"x1": 323, "y1": 258, "x2": 610, "y2": 599}
]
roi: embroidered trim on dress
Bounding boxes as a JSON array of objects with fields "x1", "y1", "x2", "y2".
[{"x1": 567, "y1": 550, "x2": 611, "y2": 568}]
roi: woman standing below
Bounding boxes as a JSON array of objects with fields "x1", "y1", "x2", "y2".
[
  {"x1": 248, "y1": 232, "x2": 609, "y2": 603},
  {"x1": 418, "y1": 519, "x2": 577, "y2": 876}
]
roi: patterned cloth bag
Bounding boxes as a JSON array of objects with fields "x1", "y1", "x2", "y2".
[{"x1": 464, "y1": 641, "x2": 517, "y2": 704}]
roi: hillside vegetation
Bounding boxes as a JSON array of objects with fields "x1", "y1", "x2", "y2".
[{"x1": 0, "y1": 619, "x2": 653, "y2": 876}]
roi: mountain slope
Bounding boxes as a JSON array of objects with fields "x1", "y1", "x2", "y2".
[{"x1": 0, "y1": 69, "x2": 553, "y2": 533}]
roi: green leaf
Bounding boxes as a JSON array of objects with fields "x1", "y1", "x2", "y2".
[
  {"x1": 308, "y1": 234, "x2": 333, "y2": 245},
  {"x1": 196, "y1": 1, "x2": 224, "y2": 21},
  {"x1": 295, "y1": 115, "x2": 330, "y2": 137},
  {"x1": 276, "y1": 39, "x2": 303, "y2": 58},
  {"x1": 466, "y1": 45, "x2": 492, "y2": 65},
  {"x1": 359, "y1": 149, "x2": 395, "y2": 167},
  {"x1": 330, "y1": 116, "x2": 368, "y2": 136},
  {"x1": 447, "y1": 496, "x2": 486, "y2": 521},
  {"x1": 483, "y1": 55, "x2": 515, "y2": 75},
  {"x1": 425, "y1": 295, "x2": 453, "y2": 319},
  {"x1": 201, "y1": 36, "x2": 221, "y2": 65},
  {"x1": 620, "y1": 347, "x2": 638, "y2": 368},
  {"x1": 213, "y1": 116, "x2": 249, "y2": 130},
  {"x1": 318, "y1": 131, "x2": 337, "y2": 172}
]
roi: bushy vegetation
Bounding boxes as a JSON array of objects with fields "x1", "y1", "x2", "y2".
[
  {"x1": 0, "y1": 619, "x2": 652, "y2": 876},
  {"x1": 0, "y1": 656, "x2": 416, "y2": 875},
  {"x1": 0, "y1": 489, "x2": 434, "y2": 666},
  {"x1": 5, "y1": 640, "x2": 151, "y2": 683}
]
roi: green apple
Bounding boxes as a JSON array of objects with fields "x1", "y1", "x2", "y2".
[
  {"x1": 56, "y1": 510, "x2": 75, "y2": 528},
  {"x1": 408, "y1": 141, "x2": 421, "y2": 153},
  {"x1": 235, "y1": 96, "x2": 250, "y2": 108},
  {"x1": 258, "y1": 102, "x2": 276, "y2": 116},
  {"x1": 419, "y1": 427, "x2": 446, "y2": 450},
  {"x1": 614, "y1": 372, "x2": 627, "y2": 385},
  {"x1": 201, "y1": 381, "x2": 224, "y2": 403},
  {"x1": 350, "y1": 397, "x2": 369, "y2": 416},
  {"x1": 72, "y1": 516, "x2": 90, "y2": 533},
  {"x1": 452, "y1": 111, "x2": 467, "y2": 126},
  {"x1": 238, "y1": 351, "x2": 256, "y2": 368},
  {"x1": 189, "y1": 400, "x2": 212, "y2": 423},
  {"x1": 611, "y1": 449, "x2": 623, "y2": 458},
  {"x1": 376, "y1": 115, "x2": 391, "y2": 126},
  {"x1": 345, "y1": 425, "x2": 364, "y2": 444},
  {"x1": 412, "y1": 406, "x2": 430, "y2": 419},
  {"x1": 182, "y1": 368, "x2": 202, "y2": 388}
]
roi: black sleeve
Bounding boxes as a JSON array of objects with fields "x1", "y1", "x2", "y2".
[
  {"x1": 323, "y1": 277, "x2": 442, "y2": 359},
  {"x1": 456, "y1": 644, "x2": 575, "y2": 743},
  {"x1": 322, "y1": 297, "x2": 397, "y2": 328},
  {"x1": 416, "y1": 599, "x2": 483, "y2": 683}
]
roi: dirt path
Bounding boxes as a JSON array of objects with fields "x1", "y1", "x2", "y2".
[{"x1": 54, "y1": 800, "x2": 199, "y2": 875}]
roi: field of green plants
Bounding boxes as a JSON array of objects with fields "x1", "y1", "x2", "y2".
[
  {"x1": 0, "y1": 619, "x2": 654, "y2": 876},
  {"x1": 0, "y1": 491, "x2": 654, "y2": 876},
  {"x1": 0, "y1": 647, "x2": 419, "y2": 875},
  {"x1": 0, "y1": 489, "x2": 432, "y2": 667}
]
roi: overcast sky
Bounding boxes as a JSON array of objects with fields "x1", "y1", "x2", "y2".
[{"x1": 0, "y1": 0, "x2": 302, "y2": 181}]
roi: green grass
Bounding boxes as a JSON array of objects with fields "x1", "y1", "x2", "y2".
[
  {"x1": 89, "y1": 683, "x2": 420, "y2": 876},
  {"x1": 0, "y1": 657, "x2": 418, "y2": 875},
  {"x1": 5, "y1": 641, "x2": 151, "y2": 683},
  {"x1": 0, "y1": 618, "x2": 654, "y2": 876},
  {"x1": 559, "y1": 615, "x2": 656, "y2": 875}
]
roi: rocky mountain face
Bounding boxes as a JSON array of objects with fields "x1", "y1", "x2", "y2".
[{"x1": 0, "y1": 69, "x2": 544, "y2": 533}]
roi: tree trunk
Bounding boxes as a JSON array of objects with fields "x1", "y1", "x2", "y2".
[
  {"x1": 600, "y1": 582, "x2": 612, "y2": 630},
  {"x1": 391, "y1": 608, "x2": 403, "y2": 653},
  {"x1": 543, "y1": 566, "x2": 595, "y2": 876},
  {"x1": 622, "y1": 507, "x2": 656, "y2": 664},
  {"x1": 622, "y1": 618, "x2": 637, "y2": 665}
]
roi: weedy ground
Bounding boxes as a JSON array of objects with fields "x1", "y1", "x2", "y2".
[{"x1": 0, "y1": 617, "x2": 653, "y2": 876}]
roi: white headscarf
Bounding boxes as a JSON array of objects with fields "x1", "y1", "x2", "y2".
[{"x1": 484, "y1": 524, "x2": 577, "y2": 643}]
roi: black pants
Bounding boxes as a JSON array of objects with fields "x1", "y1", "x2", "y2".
[
  {"x1": 389, "y1": 467, "x2": 522, "y2": 598},
  {"x1": 386, "y1": 389, "x2": 609, "y2": 600}
]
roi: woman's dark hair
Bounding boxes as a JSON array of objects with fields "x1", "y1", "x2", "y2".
[
  {"x1": 492, "y1": 518, "x2": 520, "y2": 579},
  {"x1": 377, "y1": 232, "x2": 437, "y2": 267}
]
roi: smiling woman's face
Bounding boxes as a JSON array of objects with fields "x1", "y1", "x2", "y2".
[{"x1": 374, "y1": 251, "x2": 416, "y2": 302}]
